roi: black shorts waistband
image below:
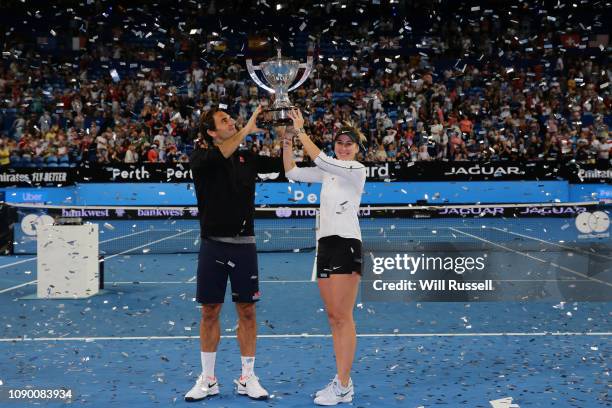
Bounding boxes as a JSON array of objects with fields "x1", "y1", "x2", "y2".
[{"x1": 318, "y1": 235, "x2": 362, "y2": 244}]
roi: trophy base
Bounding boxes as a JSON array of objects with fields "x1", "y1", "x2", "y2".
[{"x1": 258, "y1": 107, "x2": 296, "y2": 127}]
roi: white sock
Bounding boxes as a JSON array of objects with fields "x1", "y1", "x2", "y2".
[
  {"x1": 241, "y1": 356, "x2": 255, "y2": 379},
  {"x1": 201, "y1": 352, "x2": 216, "y2": 379}
]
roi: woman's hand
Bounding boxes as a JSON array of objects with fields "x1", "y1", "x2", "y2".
[
  {"x1": 281, "y1": 126, "x2": 297, "y2": 149},
  {"x1": 276, "y1": 126, "x2": 292, "y2": 148},
  {"x1": 287, "y1": 108, "x2": 305, "y2": 130}
]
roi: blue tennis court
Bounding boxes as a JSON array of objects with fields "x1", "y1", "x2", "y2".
[{"x1": 0, "y1": 204, "x2": 610, "y2": 407}]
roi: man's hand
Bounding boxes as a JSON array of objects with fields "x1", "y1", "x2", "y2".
[
  {"x1": 243, "y1": 105, "x2": 264, "y2": 135},
  {"x1": 275, "y1": 126, "x2": 286, "y2": 138},
  {"x1": 216, "y1": 105, "x2": 264, "y2": 158},
  {"x1": 216, "y1": 105, "x2": 266, "y2": 158}
]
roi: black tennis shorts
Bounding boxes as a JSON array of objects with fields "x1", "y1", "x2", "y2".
[
  {"x1": 316, "y1": 235, "x2": 363, "y2": 279},
  {"x1": 196, "y1": 238, "x2": 260, "y2": 304}
]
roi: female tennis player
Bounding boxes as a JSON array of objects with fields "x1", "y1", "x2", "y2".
[{"x1": 283, "y1": 109, "x2": 367, "y2": 406}]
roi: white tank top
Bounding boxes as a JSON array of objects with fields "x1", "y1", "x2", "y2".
[{"x1": 285, "y1": 152, "x2": 366, "y2": 241}]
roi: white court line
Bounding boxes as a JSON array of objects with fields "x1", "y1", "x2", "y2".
[
  {"x1": 106, "y1": 280, "x2": 313, "y2": 284},
  {"x1": 310, "y1": 261, "x2": 317, "y2": 282},
  {"x1": 310, "y1": 214, "x2": 319, "y2": 281},
  {"x1": 0, "y1": 257, "x2": 37, "y2": 270},
  {"x1": 99, "y1": 229, "x2": 152, "y2": 244},
  {"x1": 93, "y1": 229, "x2": 195, "y2": 261},
  {"x1": 0, "y1": 229, "x2": 157, "y2": 272},
  {"x1": 187, "y1": 275, "x2": 196, "y2": 282},
  {"x1": 450, "y1": 227, "x2": 612, "y2": 289},
  {"x1": 101, "y1": 279, "x2": 601, "y2": 285},
  {"x1": 0, "y1": 230, "x2": 195, "y2": 294},
  {"x1": 0, "y1": 280, "x2": 38, "y2": 294},
  {"x1": 0, "y1": 331, "x2": 609, "y2": 343},
  {"x1": 4, "y1": 278, "x2": 600, "y2": 288},
  {"x1": 490, "y1": 226, "x2": 612, "y2": 261},
  {"x1": 0, "y1": 280, "x2": 315, "y2": 291}
]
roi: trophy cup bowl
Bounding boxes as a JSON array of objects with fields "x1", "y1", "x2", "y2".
[{"x1": 247, "y1": 49, "x2": 313, "y2": 126}]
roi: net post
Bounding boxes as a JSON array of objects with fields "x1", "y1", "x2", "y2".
[
  {"x1": 0, "y1": 197, "x2": 15, "y2": 255},
  {"x1": 98, "y1": 256, "x2": 105, "y2": 290}
]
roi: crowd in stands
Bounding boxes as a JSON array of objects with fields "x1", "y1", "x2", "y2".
[{"x1": 0, "y1": 0, "x2": 610, "y2": 168}]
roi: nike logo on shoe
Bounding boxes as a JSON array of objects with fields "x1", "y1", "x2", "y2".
[
  {"x1": 238, "y1": 382, "x2": 247, "y2": 387},
  {"x1": 338, "y1": 390, "x2": 351, "y2": 398},
  {"x1": 207, "y1": 382, "x2": 217, "y2": 388}
]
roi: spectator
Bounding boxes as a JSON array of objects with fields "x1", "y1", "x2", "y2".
[
  {"x1": 418, "y1": 145, "x2": 431, "y2": 161},
  {"x1": 165, "y1": 145, "x2": 180, "y2": 163},
  {"x1": 593, "y1": 134, "x2": 611, "y2": 164},
  {"x1": 153, "y1": 131, "x2": 166, "y2": 151},
  {"x1": 146, "y1": 144, "x2": 159, "y2": 162},
  {"x1": 449, "y1": 131, "x2": 465, "y2": 151},
  {"x1": 459, "y1": 116, "x2": 473, "y2": 136},
  {"x1": 0, "y1": 138, "x2": 10, "y2": 166},
  {"x1": 124, "y1": 144, "x2": 139, "y2": 163},
  {"x1": 382, "y1": 128, "x2": 397, "y2": 145},
  {"x1": 373, "y1": 144, "x2": 388, "y2": 161},
  {"x1": 0, "y1": 0, "x2": 609, "y2": 168}
]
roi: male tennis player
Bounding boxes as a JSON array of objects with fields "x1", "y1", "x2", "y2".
[
  {"x1": 185, "y1": 105, "x2": 280, "y2": 401},
  {"x1": 283, "y1": 109, "x2": 367, "y2": 405}
]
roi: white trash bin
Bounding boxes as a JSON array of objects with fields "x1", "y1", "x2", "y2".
[{"x1": 37, "y1": 224, "x2": 99, "y2": 299}]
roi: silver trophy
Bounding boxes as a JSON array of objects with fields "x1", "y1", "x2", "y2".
[{"x1": 246, "y1": 48, "x2": 313, "y2": 125}]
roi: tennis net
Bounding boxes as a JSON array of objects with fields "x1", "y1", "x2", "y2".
[{"x1": 4, "y1": 201, "x2": 610, "y2": 255}]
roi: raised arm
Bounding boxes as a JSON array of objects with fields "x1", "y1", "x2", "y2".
[
  {"x1": 287, "y1": 109, "x2": 364, "y2": 185},
  {"x1": 287, "y1": 109, "x2": 321, "y2": 162},
  {"x1": 312, "y1": 152, "x2": 365, "y2": 186},
  {"x1": 280, "y1": 125, "x2": 324, "y2": 183},
  {"x1": 216, "y1": 105, "x2": 263, "y2": 158},
  {"x1": 279, "y1": 126, "x2": 296, "y2": 173}
]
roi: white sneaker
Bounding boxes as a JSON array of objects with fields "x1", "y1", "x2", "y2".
[
  {"x1": 315, "y1": 375, "x2": 338, "y2": 398},
  {"x1": 234, "y1": 375, "x2": 269, "y2": 400},
  {"x1": 314, "y1": 376, "x2": 354, "y2": 406},
  {"x1": 184, "y1": 374, "x2": 219, "y2": 402}
]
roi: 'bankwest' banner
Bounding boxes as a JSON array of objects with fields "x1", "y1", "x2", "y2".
[
  {"x1": 37, "y1": 203, "x2": 595, "y2": 220},
  {"x1": 1, "y1": 160, "x2": 610, "y2": 186}
]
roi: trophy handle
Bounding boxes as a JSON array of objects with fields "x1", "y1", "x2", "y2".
[
  {"x1": 287, "y1": 55, "x2": 314, "y2": 92},
  {"x1": 246, "y1": 59, "x2": 276, "y2": 94}
]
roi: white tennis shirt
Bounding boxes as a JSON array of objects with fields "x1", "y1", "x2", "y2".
[{"x1": 285, "y1": 152, "x2": 367, "y2": 241}]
